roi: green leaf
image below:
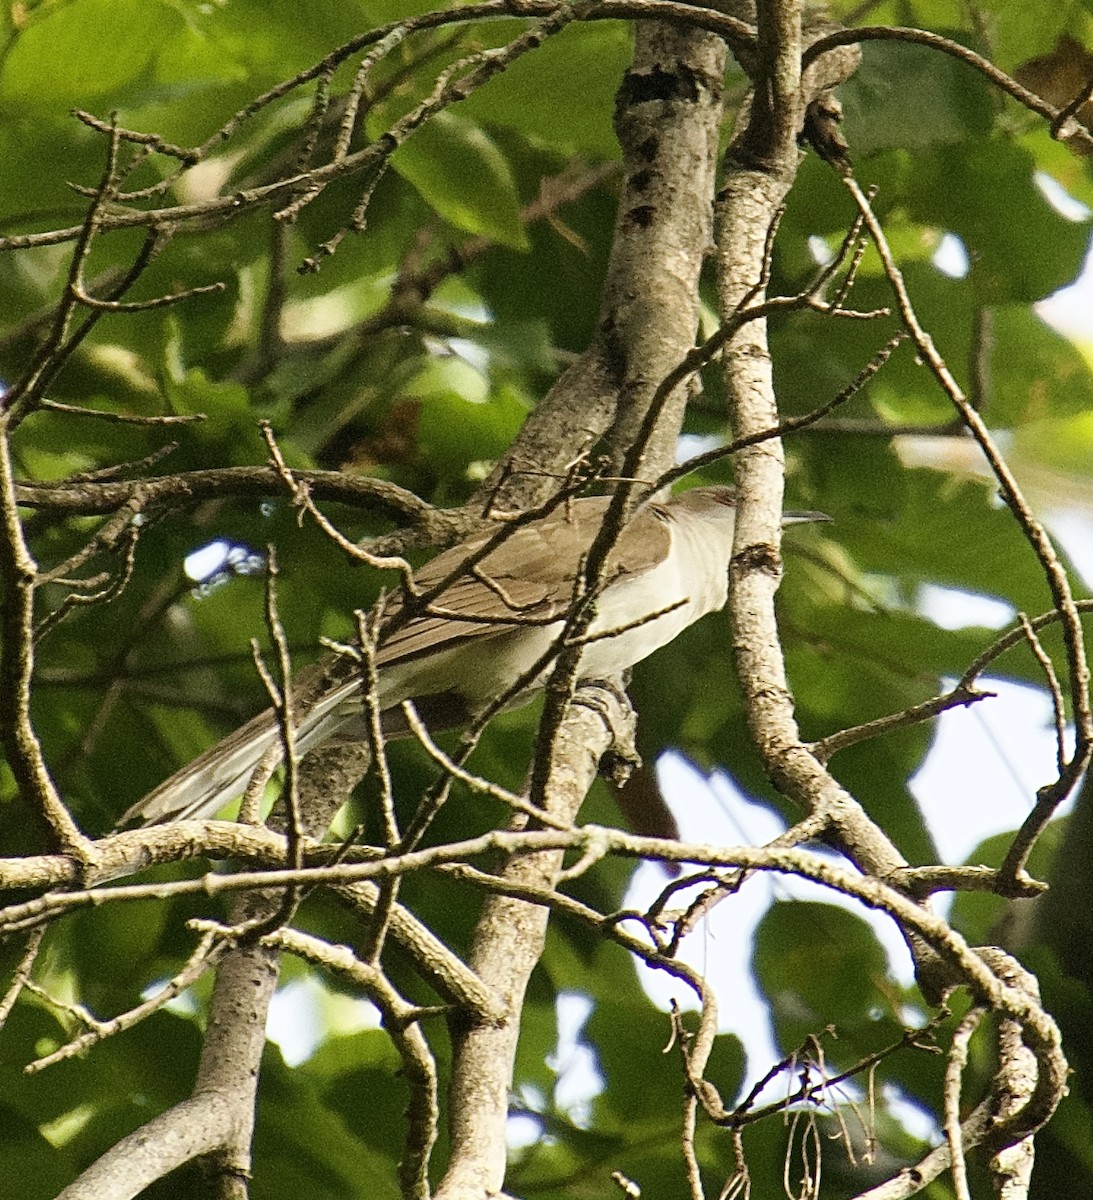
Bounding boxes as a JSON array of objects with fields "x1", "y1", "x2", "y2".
[
  {"x1": 906, "y1": 141, "x2": 1092, "y2": 302},
  {"x1": 459, "y1": 21, "x2": 629, "y2": 158},
  {"x1": 0, "y1": 0, "x2": 184, "y2": 111},
  {"x1": 0, "y1": 1108, "x2": 73, "y2": 1200},
  {"x1": 385, "y1": 111, "x2": 530, "y2": 251},
  {"x1": 754, "y1": 901, "x2": 904, "y2": 1062},
  {"x1": 417, "y1": 381, "x2": 529, "y2": 482},
  {"x1": 586, "y1": 996, "x2": 685, "y2": 1125},
  {"x1": 253, "y1": 1043, "x2": 402, "y2": 1200},
  {"x1": 842, "y1": 36, "x2": 994, "y2": 156}
]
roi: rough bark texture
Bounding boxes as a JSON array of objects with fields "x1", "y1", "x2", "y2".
[
  {"x1": 435, "y1": 689, "x2": 636, "y2": 1200},
  {"x1": 485, "y1": 20, "x2": 727, "y2": 509}
]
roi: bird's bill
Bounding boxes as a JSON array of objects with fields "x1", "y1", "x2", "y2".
[{"x1": 782, "y1": 510, "x2": 832, "y2": 525}]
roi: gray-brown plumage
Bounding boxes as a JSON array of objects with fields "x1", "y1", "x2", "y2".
[{"x1": 123, "y1": 487, "x2": 824, "y2": 825}]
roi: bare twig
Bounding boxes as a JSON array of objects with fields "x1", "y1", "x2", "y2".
[
  {"x1": 2, "y1": 118, "x2": 126, "y2": 420},
  {"x1": 944, "y1": 1005, "x2": 984, "y2": 1200},
  {"x1": 659, "y1": 330, "x2": 906, "y2": 490},
  {"x1": 38, "y1": 399, "x2": 204, "y2": 425},
  {"x1": 844, "y1": 175, "x2": 1092, "y2": 884},
  {"x1": 34, "y1": 522, "x2": 141, "y2": 643},
  {"x1": 0, "y1": 423, "x2": 93, "y2": 858},
  {"x1": 260, "y1": 420, "x2": 419, "y2": 588},
  {"x1": 401, "y1": 700, "x2": 569, "y2": 829},
  {"x1": 804, "y1": 26, "x2": 1093, "y2": 152},
  {"x1": 810, "y1": 680, "x2": 992, "y2": 762},
  {"x1": 959, "y1": 599, "x2": 1093, "y2": 686},
  {"x1": 0, "y1": 927, "x2": 46, "y2": 1029},
  {"x1": 25, "y1": 932, "x2": 225, "y2": 1072},
  {"x1": 1017, "y1": 612, "x2": 1068, "y2": 775},
  {"x1": 350, "y1": 605, "x2": 403, "y2": 967}
]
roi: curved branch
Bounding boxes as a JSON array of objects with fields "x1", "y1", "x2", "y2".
[
  {"x1": 843, "y1": 175, "x2": 1093, "y2": 886},
  {"x1": 804, "y1": 25, "x2": 1093, "y2": 153},
  {"x1": 16, "y1": 465, "x2": 430, "y2": 519}
]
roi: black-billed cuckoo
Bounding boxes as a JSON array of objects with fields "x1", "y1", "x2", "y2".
[{"x1": 123, "y1": 487, "x2": 825, "y2": 824}]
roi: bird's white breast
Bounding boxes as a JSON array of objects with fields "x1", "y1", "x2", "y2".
[{"x1": 574, "y1": 506, "x2": 734, "y2": 680}]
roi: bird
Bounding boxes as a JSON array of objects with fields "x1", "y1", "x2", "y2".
[{"x1": 121, "y1": 486, "x2": 827, "y2": 825}]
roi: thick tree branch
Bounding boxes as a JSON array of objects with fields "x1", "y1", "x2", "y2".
[
  {"x1": 716, "y1": 3, "x2": 902, "y2": 878},
  {"x1": 435, "y1": 688, "x2": 636, "y2": 1200},
  {"x1": 482, "y1": 16, "x2": 728, "y2": 510}
]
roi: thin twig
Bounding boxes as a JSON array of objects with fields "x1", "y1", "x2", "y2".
[
  {"x1": 804, "y1": 26, "x2": 1093, "y2": 151},
  {"x1": 0, "y1": 927, "x2": 46, "y2": 1029},
  {"x1": 844, "y1": 174, "x2": 1092, "y2": 883},
  {"x1": 658, "y1": 331, "x2": 905, "y2": 490},
  {"x1": 39, "y1": 399, "x2": 204, "y2": 425},
  {"x1": 259, "y1": 420, "x2": 419, "y2": 589},
  {"x1": 944, "y1": 1005, "x2": 984, "y2": 1200},
  {"x1": 25, "y1": 932, "x2": 225, "y2": 1072},
  {"x1": 0, "y1": 423, "x2": 92, "y2": 857},
  {"x1": 34, "y1": 522, "x2": 141, "y2": 643},
  {"x1": 1017, "y1": 612, "x2": 1068, "y2": 774},
  {"x1": 352, "y1": 606, "x2": 403, "y2": 968},
  {"x1": 401, "y1": 701, "x2": 569, "y2": 829},
  {"x1": 2, "y1": 119, "x2": 126, "y2": 418},
  {"x1": 810, "y1": 681, "x2": 992, "y2": 762}
]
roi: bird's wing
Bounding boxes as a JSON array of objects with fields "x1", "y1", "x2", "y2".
[
  {"x1": 120, "y1": 495, "x2": 674, "y2": 825},
  {"x1": 374, "y1": 496, "x2": 670, "y2": 668}
]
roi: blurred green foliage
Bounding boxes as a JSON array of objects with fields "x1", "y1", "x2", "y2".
[{"x1": 1, "y1": 0, "x2": 1092, "y2": 1196}]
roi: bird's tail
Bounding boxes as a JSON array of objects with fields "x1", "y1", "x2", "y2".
[{"x1": 118, "y1": 676, "x2": 360, "y2": 826}]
